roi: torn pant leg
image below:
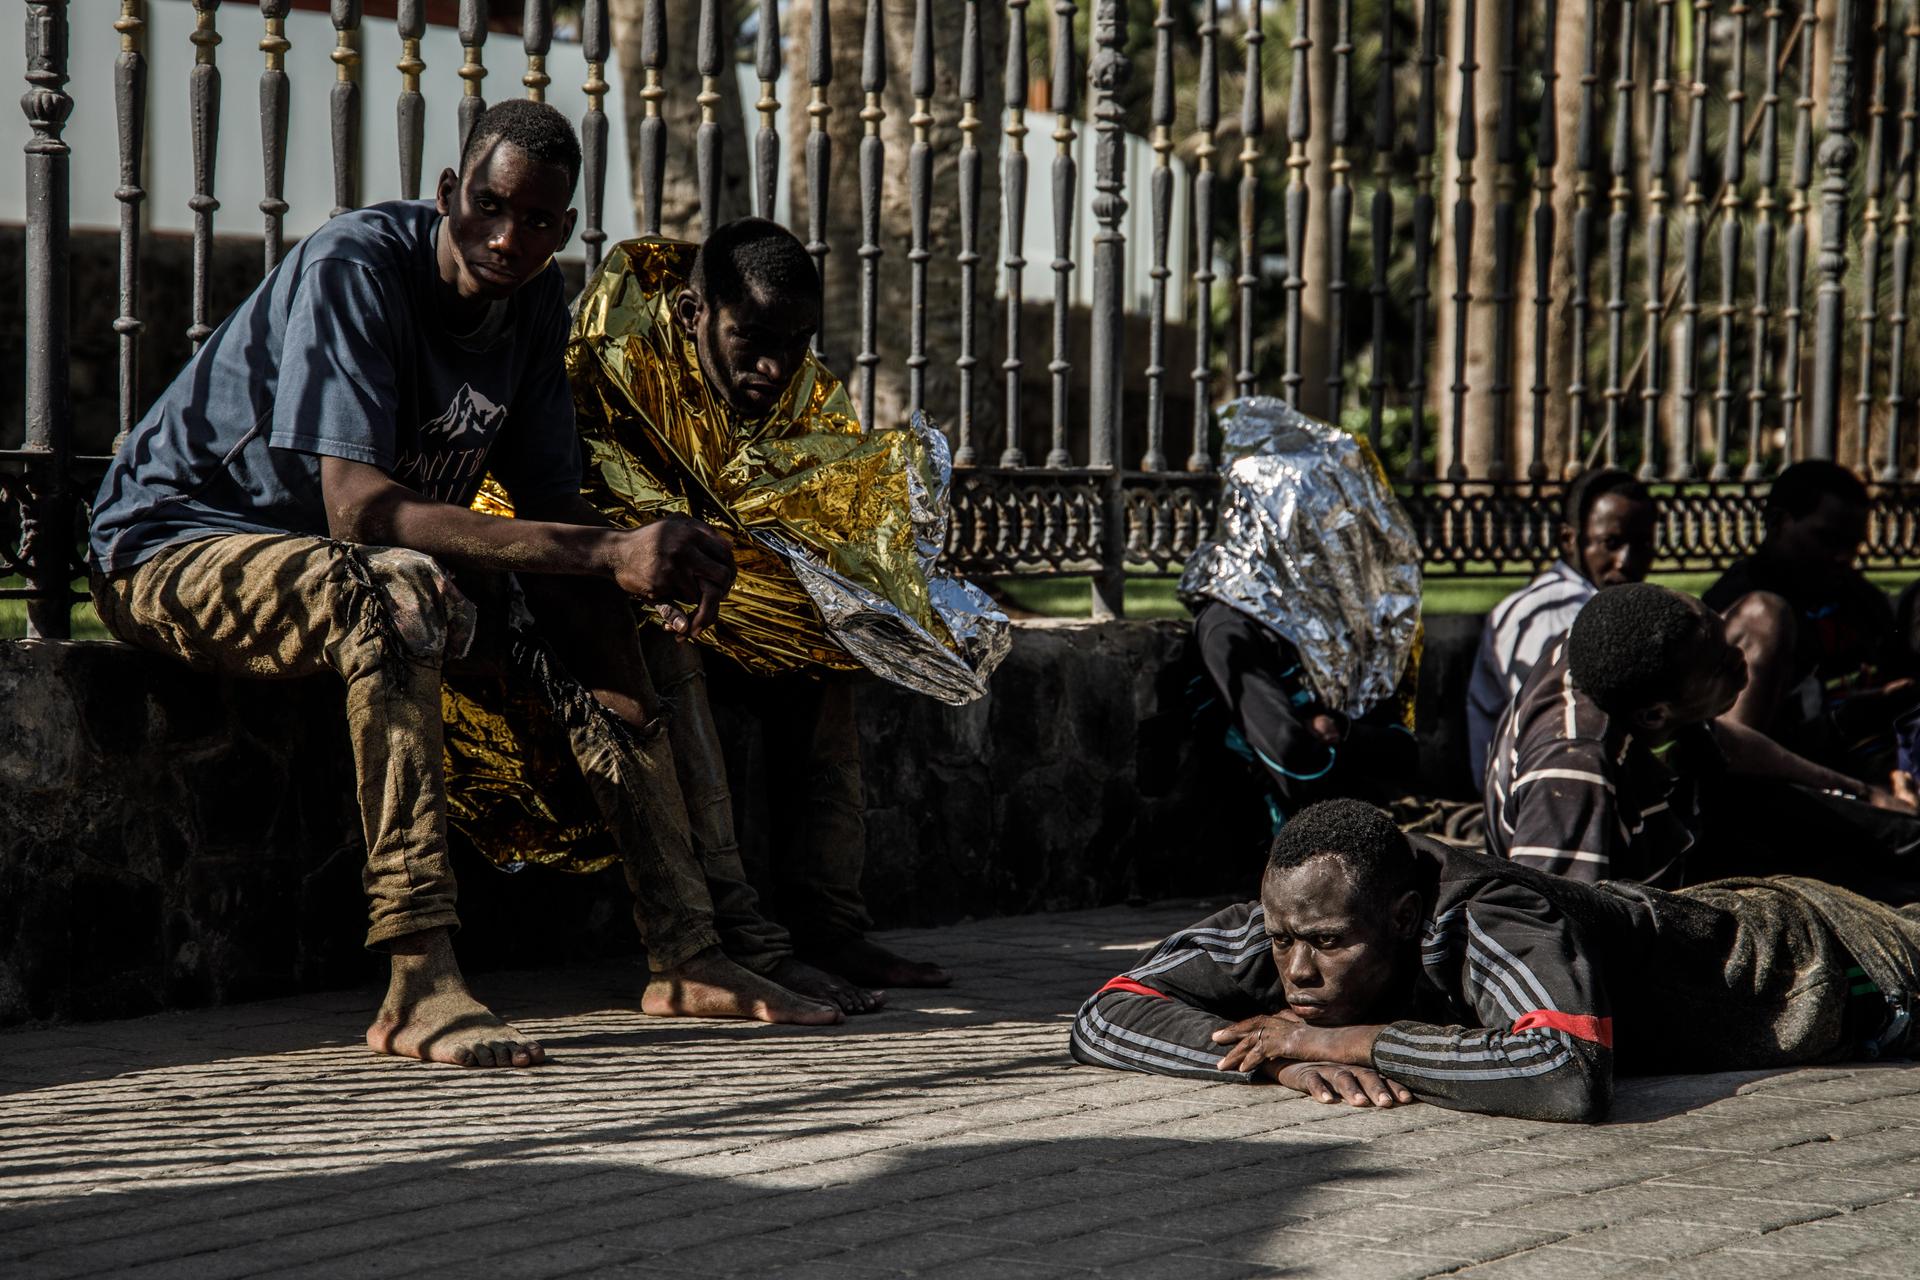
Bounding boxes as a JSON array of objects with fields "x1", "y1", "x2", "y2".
[
  {"x1": 638, "y1": 628, "x2": 793, "y2": 974},
  {"x1": 92, "y1": 532, "x2": 464, "y2": 950}
]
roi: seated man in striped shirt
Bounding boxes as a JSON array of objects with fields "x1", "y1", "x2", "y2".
[
  {"x1": 1070, "y1": 799, "x2": 1920, "y2": 1123},
  {"x1": 1465, "y1": 469, "x2": 1655, "y2": 786},
  {"x1": 1484, "y1": 583, "x2": 1919, "y2": 893}
]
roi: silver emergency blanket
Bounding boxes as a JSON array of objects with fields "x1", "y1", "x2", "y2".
[
  {"x1": 761, "y1": 411, "x2": 1012, "y2": 706},
  {"x1": 1177, "y1": 397, "x2": 1422, "y2": 719}
]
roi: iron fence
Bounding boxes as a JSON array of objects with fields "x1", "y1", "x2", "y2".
[{"x1": 12, "y1": 0, "x2": 1920, "y2": 638}]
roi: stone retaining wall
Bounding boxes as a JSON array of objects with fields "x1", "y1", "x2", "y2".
[{"x1": 11, "y1": 617, "x2": 1437, "y2": 1025}]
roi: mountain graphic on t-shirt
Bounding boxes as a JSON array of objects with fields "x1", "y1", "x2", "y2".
[{"x1": 421, "y1": 382, "x2": 507, "y2": 447}]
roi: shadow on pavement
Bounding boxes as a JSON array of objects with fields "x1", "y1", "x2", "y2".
[{"x1": 0, "y1": 1135, "x2": 1389, "y2": 1279}]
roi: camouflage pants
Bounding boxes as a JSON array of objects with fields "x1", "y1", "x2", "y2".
[{"x1": 92, "y1": 532, "x2": 759, "y2": 970}]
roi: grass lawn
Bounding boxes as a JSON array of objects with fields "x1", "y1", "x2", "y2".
[
  {"x1": 0, "y1": 582, "x2": 109, "y2": 640},
  {"x1": 995, "y1": 568, "x2": 1920, "y2": 620}
]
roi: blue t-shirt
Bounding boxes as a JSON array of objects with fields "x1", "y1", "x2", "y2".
[{"x1": 90, "y1": 200, "x2": 581, "y2": 574}]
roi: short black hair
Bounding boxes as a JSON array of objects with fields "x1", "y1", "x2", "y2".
[
  {"x1": 688, "y1": 217, "x2": 821, "y2": 310},
  {"x1": 1566, "y1": 583, "x2": 1708, "y2": 716},
  {"x1": 1563, "y1": 467, "x2": 1651, "y2": 533},
  {"x1": 460, "y1": 98, "x2": 581, "y2": 192},
  {"x1": 1265, "y1": 800, "x2": 1417, "y2": 907},
  {"x1": 1765, "y1": 459, "x2": 1868, "y2": 522}
]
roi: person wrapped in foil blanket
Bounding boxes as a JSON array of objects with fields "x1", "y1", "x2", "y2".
[
  {"x1": 444, "y1": 219, "x2": 999, "y2": 992},
  {"x1": 1179, "y1": 397, "x2": 1424, "y2": 833}
]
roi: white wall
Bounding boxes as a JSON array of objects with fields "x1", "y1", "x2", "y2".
[{"x1": 2, "y1": 1, "x2": 637, "y2": 260}]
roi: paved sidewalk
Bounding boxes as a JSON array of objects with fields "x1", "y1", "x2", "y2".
[{"x1": 4, "y1": 900, "x2": 1920, "y2": 1279}]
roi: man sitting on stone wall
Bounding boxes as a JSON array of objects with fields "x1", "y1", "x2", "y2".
[
  {"x1": 88, "y1": 100, "x2": 854, "y2": 1069},
  {"x1": 1703, "y1": 460, "x2": 1920, "y2": 783},
  {"x1": 1484, "y1": 583, "x2": 1920, "y2": 896},
  {"x1": 1070, "y1": 798, "x2": 1920, "y2": 1123},
  {"x1": 445, "y1": 217, "x2": 971, "y2": 994},
  {"x1": 1465, "y1": 468, "x2": 1655, "y2": 785}
]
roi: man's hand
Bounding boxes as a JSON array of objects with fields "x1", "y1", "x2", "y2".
[
  {"x1": 1307, "y1": 712, "x2": 1347, "y2": 746},
  {"x1": 1272, "y1": 1061, "x2": 1415, "y2": 1109},
  {"x1": 1869, "y1": 770, "x2": 1920, "y2": 815},
  {"x1": 605, "y1": 516, "x2": 737, "y2": 639},
  {"x1": 1211, "y1": 1010, "x2": 1319, "y2": 1074}
]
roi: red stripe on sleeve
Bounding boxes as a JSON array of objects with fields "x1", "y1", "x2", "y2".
[
  {"x1": 1097, "y1": 976, "x2": 1169, "y2": 1000},
  {"x1": 1511, "y1": 1009, "x2": 1613, "y2": 1047}
]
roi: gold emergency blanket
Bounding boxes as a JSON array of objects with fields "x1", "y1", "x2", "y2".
[
  {"x1": 439, "y1": 237, "x2": 1007, "y2": 873},
  {"x1": 566, "y1": 237, "x2": 1007, "y2": 698}
]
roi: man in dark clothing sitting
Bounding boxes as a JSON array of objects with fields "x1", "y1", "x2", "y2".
[
  {"x1": 1070, "y1": 799, "x2": 1920, "y2": 1123},
  {"x1": 1703, "y1": 460, "x2": 1919, "y2": 780},
  {"x1": 1484, "y1": 583, "x2": 1919, "y2": 893}
]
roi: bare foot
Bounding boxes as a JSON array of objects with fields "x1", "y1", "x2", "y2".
[
  {"x1": 366, "y1": 928, "x2": 544, "y2": 1068},
  {"x1": 641, "y1": 947, "x2": 843, "y2": 1025},
  {"x1": 767, "y1": 957, "x2": 885, "y2": 1016},
  {"x1": 802, "y1": 936, "x2": 952, "y2": 989}
]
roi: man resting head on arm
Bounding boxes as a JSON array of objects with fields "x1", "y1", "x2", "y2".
[{"x1": 1070, "y1": 798, "x2": 1920, "y2": 1122}]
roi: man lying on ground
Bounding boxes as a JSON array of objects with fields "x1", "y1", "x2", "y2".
[
  {"x1": 1484, "y1": 582, "x2": 1920, "y2": 896},
  {"x1": 1465, "y1": 468, "x2": 1654, "y2": 785},
  {"x1": 1703, "y1": 460, "x2": 1919, "y2": 779},
  {"x1": 89, "y1": 100, "x2": 849, "y2": 1069},
  {"x1": 1070, "y1": 799, "x2": 1920, "y2": 1123}
]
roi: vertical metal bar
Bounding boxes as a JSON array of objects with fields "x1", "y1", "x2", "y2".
[
  {"x1": 1675, "y1": 0, "x2": 1710, "y2": 480},
  {"x1": 1145, "y1": 0, "x2": 1175, "y2": 470},
  {"x1": 1326, "y1": 0, "x2": 1354, "y2": 417},
  {"x1": 457, "y1": 0, "x2": 488, "y2": 158},
  {"x1": 1001, "y1": 0, "x2": 1030, "y2": 466},
  {"x1": 1489, "y1": 0, "x2": 1520, "y2": 480},
  {"x1": 1746, "y1": 1, "x2": 1785, "y2": 478},
  {"x1": 1782, "y1": 0, "x2": 1818, "y2": 465},
  {"x1": 637, "y1": 0, "x2": 664, "y2": 235},
  {"x1": 696, "y1": 0, "x2": 722, "y2": 233},
  {"x1": 1407, "y1": 0, "x2": 1437, "y2": 477},
  {"x1": 909, "y1": 0, "x2": 934, "y2": 417},
  {"x1": 755, "y1": 1, "x2": 782, "y2": 221},
  {"x1": 807, "y1": 0, "x2": 832, "y2": 350},
  {"x1": 1088, "y1": 0, "x2": 1131, "y2": 619},
  {"x1": 1046, "y1": 0, "x2": 1079, "y2": 467},
  {"x1": 1566, "y1": 0, "x2": 1600, "y2": 473},
  {"x1": 1089, "y1": 0, "x2": 1130, "y2": 466},
  {"x1": 1886, "y1": 1, "x2": 1918, "y2": 481},
  {"x1": 1638, "y1": 0, "x2": 1675, "y2": 479},
  {"x1": 1241, "y1": 0, "x2": 1272, "y2": 400},
  {"x1": 21, "y1": 0, "x2": 74, "y2": 639},
  {"x1": 1529, "y1": 0, "x2": 1560, "y2": 480},
  {"x1": 330, "y1": 1, "x2": 361, "y2": 218},
  {"x1": 1856, "y1": 1, "x2": 1892, "y2": 472},
  {"x1": 1712, "y1": 0, "x2": 1748, "y2": 480},
  {"x1": 581, "y1": 0, "x2": 610, "y2": 273},
  {"x1": 1189, "y1": 0, "x2": 1220, "y2": 471},
  {"x1": 190, "y1": 1, "x2": 223, "y2": 347},
  {"x1": 1366, "y1": 0, "x2": 1394, "y2": 457},
  {"x1": 397, "y1": 0, "x2": 425, "y2": 199},
  {"x1": 1446, "y1": 0, "x2": 1480, "y2": 480},
  {"x1": 858, "y1": 0, "x2": 887, "y2": 429},
  {"x1": 1809, "y1": 0, "x2": 1858, "y2": 460},
  {"x1": 523, "y1": 0, "x2": 552, "y2": 100},
  {"x1": 1602, "y1": 0, "x2": 1636, "y2": 465},
  {"x1": 116, "y1": 0, "x2": 148, "y2": 453},
  {"x1": 258, "y1": 1, "x2": 289, "y2": 274},
  {"x1": 956, "y1": 0, "x2": 984, "y2": 464}
]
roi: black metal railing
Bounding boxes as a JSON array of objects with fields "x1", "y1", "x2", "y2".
[{"x1": 12, "y1": 0, "x2": 1920, "y2": 639}]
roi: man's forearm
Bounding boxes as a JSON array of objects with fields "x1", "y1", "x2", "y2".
[
  {"x1": 337, "y1": 485, "x2": 622, "y2": 578},
  {"x1": 1712, "y1": 715, "x2": 1860, "y2": 794}
]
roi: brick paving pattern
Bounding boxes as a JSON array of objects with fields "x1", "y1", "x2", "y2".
[{"x1": 4, "y1": 900, "x2": 1920, "y2": 1278}]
